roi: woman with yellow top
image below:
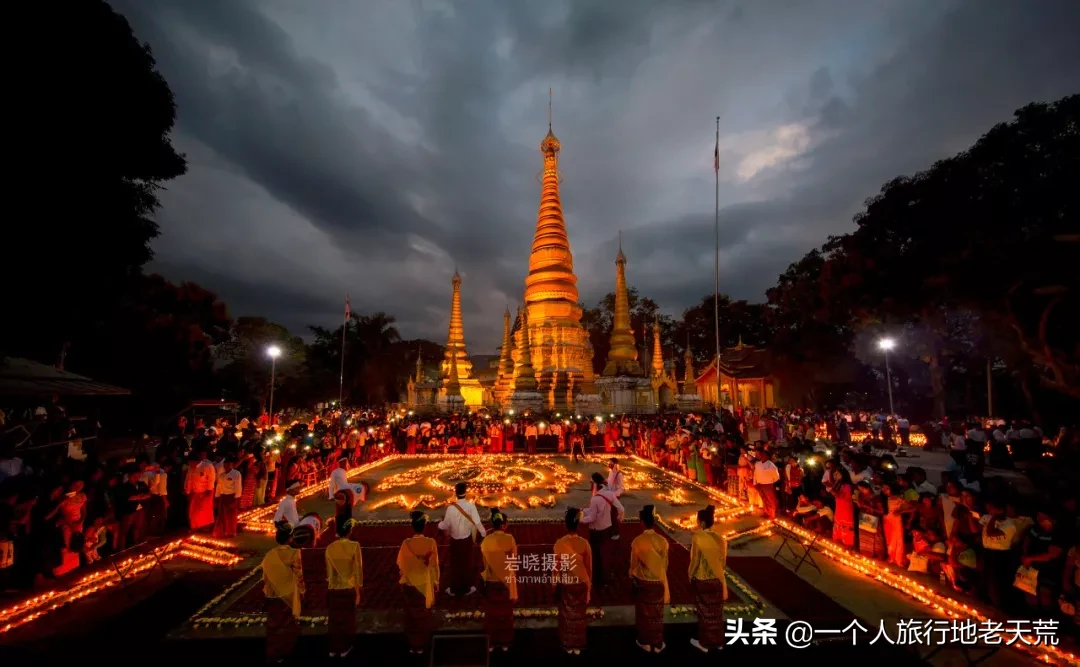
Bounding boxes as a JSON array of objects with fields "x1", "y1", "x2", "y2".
[
  {"x1": 629, "y1": 505, "x2": 669, "y2": 654},
  {"x1": 688, "y1": 505, "x2": 727, "y2": 653},
  {"x1": 325, "y1": 517, "x2": 363, "y2": 658},
  {"x1": 480, "y1": 508, "x2": 518, "y2": 652},
  {"x1": 396, "y1": 510, "x2": 440, "y2": 655},
  {"x1": 552, "y1": 507, "x2": 592, "y2": 655},
  {"x1": 263, "y1": 522, "x2": 305, "y2": 664}
]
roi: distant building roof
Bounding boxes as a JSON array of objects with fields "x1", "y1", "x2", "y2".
[
  {"x1": 0, "y1": 357, "x2": 131, "y2": 396},
  {"x1": 695, "y1": 341, "x2": 770, "y2": 382}
]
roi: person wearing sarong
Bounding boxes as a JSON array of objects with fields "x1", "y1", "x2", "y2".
[
  {"x1": 581, "y1": 473, "x2": 623, "y2": 591},
  {"x1": 688, "y1": 505, "x2": 727, "y2": 653},
  {"x1": 185, "y1": 451, "x2": 216, "y2": 530},
  {"x1": 213, "y1": 458, "x2": 242, "y2": 538},
  {"x1": 552, "y1": 507, "x2": 592, "y2": 656},
  {"x1": 397, "y1": 511, "x2": 440, "y2": 655},
  {"x1": 606, "y1": 459, "x2": 625, "y2": 541},
  {"x1": 263, "y1": 522, "x2": 305, "y2": 664},
  {"x1": 480, "y1": 508, "x2": 518, "y2": 652},
  {"x1": 326, "y1": 518, "x2": 363, "y2": 658},
  {"x1": 438, "y1": 482, "x2": 485, "y2": 597},
  {"x1": 629, "y1": 505, "x2": 669, "y2": 654},
  {"x1": 318, "y1": 488, "x2": 357, "y2": 547},
  {"x1": 239, "y1": 453, "x2": 257, "y2": 510},
  {"x1": 856, "y1": 482, "x2": 886, "y2": 559},
  {"x1": 830, "y1": 468, "x2": 857, "y2": 548}
]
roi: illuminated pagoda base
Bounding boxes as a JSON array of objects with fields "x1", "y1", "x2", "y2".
[
  {"x1": 596, "y1": 376, "x2": 655, "y2": 414},
  {"x1": 436, "y1": 393, "x2": 467, "y2": 414},
  {"x1": 509, "y1": 390, "x2": 545, "y2": 415}
]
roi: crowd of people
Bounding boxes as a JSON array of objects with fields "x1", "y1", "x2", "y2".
[
  {"x1": 262, "y1": 475, "x2": 727, "y2": 661},
  {"x1": 4, "y1": 397, "x2": 1078, "y2": 655}
]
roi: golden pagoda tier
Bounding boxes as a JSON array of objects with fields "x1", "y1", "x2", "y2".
[
  {"x1": 438, "y1": 270, "x2": 483, "y2": 407},
  {"x1": 649, "y1": 317, "x2": 680, "y2": 409},
  {"x1": 595, "y1": 235, "x2": 653, "y2": 412},
  {"x1": 493, "y1": 307, "x2": 515, "y2": 405},
  {"x1": 521, "y1": 109, "x2": 595, "y2": 411},
  {"x1": 509, "y1": 305, "x2": 544, "y2": 413},
  {"x1": 602, "y1": 233, "x2": 643, "y2": 377}
]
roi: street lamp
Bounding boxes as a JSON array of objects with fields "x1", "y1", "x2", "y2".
[
  {"x1": 878, "y1": 338, "x2": 895, "y2": 416},
  {"x1": 267, "y1": 345, "x2": 282, "y2": 423}
]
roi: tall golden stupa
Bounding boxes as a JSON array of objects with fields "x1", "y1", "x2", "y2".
[{"x1": 520, "y1": 93, "x2": 596, "y2": 411}]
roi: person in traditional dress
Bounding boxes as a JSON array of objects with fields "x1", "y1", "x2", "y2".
[
  {"x1": 397, "y1": 511, "x2": 440, "y2": 655},
  {"x1": 606, "y1": 458, "x2": 625, "y2": 541},
  {"x1": 273, "y1": 480, "x2": 301, "y2": 527},
  {"x1": 318, "y1": 488, "x2": 357, "y2": 547},
  {"x1": 629, "y1": 505, "x2": 669, "y2": 653},
  {"x1": 213, "y1": 457, "x2": 242, "y2": 538},
  {"x1": 185, "y1": 451, "x2": 216, "y2": 530},
  {"x1": 553, "y1": 507, "x2": 592, "y2": 655},
  {"x1": 263, "y1": 522, "x2": 304, "y2": 664},
  {"x1": 581, "y1": 473, "x2": 623, "y2": 590},
  {"x1": 239, "y1": 453, "x2": 257, "y2": 510},
  {"x1": 480, "y1": 508, "x2": 518, "y2": 653},
  {"x1": 438, "y1": 481, "x2": 485, "y2": 597},
  {"x1": 325, "y1": 517, "x2": 363, "y2": 658},
  {"x1": 688, "y1": 505, "x2": 726, "y2": 653}
]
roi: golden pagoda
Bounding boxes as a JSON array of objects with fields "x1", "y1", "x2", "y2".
[
  {"x1": 602, "y1": 232, "x2": 643, "y2": 377},
  {"x1": 438, "y1": 270, "x2": 482, "y2": 406},
  {"x1": 521, "y1": 91, "x2": 594, "y2": 411},
  {"x1": 649, "y1": 316, "x2": 679, "y2": 408},
  {"x1": 493, "y1": 306, "x2": 515, "y2": 404}
]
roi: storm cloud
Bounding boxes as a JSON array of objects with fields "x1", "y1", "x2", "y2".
[{"x1": 112, "y1": 0, "x2": 1080, "y2": 351}]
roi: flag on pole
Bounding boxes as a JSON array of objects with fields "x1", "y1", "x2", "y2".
[
  {"x1": 344, "y1": 294, "x2": 351, "y2": 321},
  {"x1": 714, "y1": 131, "x2": 720, "y2": 173}
]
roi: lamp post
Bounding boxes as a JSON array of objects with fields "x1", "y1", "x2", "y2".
[
  {"x1": 878, "y1": 338, "x2": 895, "y2": 416},
  {"x1": 267, "y1": 345, "x2": 282, "y2": 423}
]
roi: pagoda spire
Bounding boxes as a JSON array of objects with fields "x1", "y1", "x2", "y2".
[
  {"x1": 414, "y1": 345, "x2": 423, "y2": 383},
  {"x1": 602, "y1": 231, "x2": 641, "y2": 376},
  {"x1": 525, "y1": 89, "x2": 580, "y2": 324},
  {"x1": 496, "y1": 306, "x2": 514, "y2": 392},
  {"x1": 513, "y1": 307, "x2": 538, "y2": 392},
  {"x1": 682, "y1": 336, "x2": 697, "y2": 394},
  {"x1": 651, "y1": 316, "x2": 664, "y2": 377},
  {"x1": 441, "y1": 269, "x2": 473, "y2": 379}
]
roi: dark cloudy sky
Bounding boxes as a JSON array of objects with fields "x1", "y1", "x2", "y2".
[{"x1": 113, "y1": 0, "x2": 1079, "y2": 352}]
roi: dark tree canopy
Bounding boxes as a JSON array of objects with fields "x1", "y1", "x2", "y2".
[{"x1": 5, "y1": 0, "x2": 187, "y2": 363}]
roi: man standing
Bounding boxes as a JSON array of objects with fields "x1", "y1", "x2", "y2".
[
  {"x1": 438, "y1": 482, "x2": 486, "y2": 597},
  {"x1": 753, "y1": 449, "x2": 780, "y2": 520},
  {"x1": 525, "y1": 421, "x2": 538, "y2": 455},
  {"x1": 581, "y1": 473, "x2": 624, "y2": 590},
  {"x1": 186, "y1": 451, "x2": 216, "y2": 531},
  {"x1": 273, "y1": 480, "x2": 302, "y2": 527},
  {"x1": 116, "y1": 469, "x2": 151, "y2": 550},
  {"x1": 328, "y1": 456, "x2": 350, "y2": 499},
  {"x1": 146, "y1": 459, "x2": 170, "y2": 537},
  {"x1": 606, "y1": 458, "x2": 625, "y2": 540},
  {"x1": 214, "y1": 457, "x2": 243, "y2": 538}
]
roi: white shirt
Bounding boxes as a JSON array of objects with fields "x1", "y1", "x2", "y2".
[
  {"x1": 606, "y1": 468, "x2": 624, "y2": 497},
  {"x1": 581, "y1": 489, "x2": 624, "y2": 530},
  {"x1": 274, "y1": 494, "x2": 299, "y2": 526},
  {"x1": 328, "y1": 467, "x2": 349, "y2": 499},
  {"x1": 850, "y1": 468, "x2": 871, "y2": 485},
  {"x1": 753, "y1": 460, "x2": 780, "y2": 485},
  {"x1": 190, "y1": 460, "x2": 216, "y2": 494},
  {"x1": 215, "y1": 469, "x2": 242, "y2": 497},
  {"x1": 438, "y1": 498, "x2": 487, "y2": 540}
]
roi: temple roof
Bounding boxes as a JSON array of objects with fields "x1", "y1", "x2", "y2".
[{"x1": 695, "y1": 343, "x2": 770, "y2": 381}]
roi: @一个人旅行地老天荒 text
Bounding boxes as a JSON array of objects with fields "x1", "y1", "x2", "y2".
[{"x1": 721, "y1": 618, "x2": 1060, "y2": 648}]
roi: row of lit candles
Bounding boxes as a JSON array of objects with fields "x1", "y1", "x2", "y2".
[{"x1": 0, "y1": 536, "x2": 243, "y2": 634}]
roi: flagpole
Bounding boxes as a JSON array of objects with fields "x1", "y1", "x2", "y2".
[
  {"x1": 714, "y1": 117, "x2": 723, "y2": 412},
  {"x1": 339, "y1": 295, "x2": 348, "y2": 406}
]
